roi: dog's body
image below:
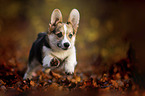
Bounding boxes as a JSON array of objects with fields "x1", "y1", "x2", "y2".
[{"x1": 23, "y1": 9, "x2": 80, "y2": 79}]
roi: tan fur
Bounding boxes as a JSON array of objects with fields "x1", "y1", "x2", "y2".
[{"x1": 23, "y1": 9, "x2": 80, "y2": 79}]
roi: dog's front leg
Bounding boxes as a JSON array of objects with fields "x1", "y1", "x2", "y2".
[
  {"x1": 42, "y1": 55, "x2": 53, "y2": 72},
  {"x1": 65, "y1": 50, "x2": 77, "y2": 75}
]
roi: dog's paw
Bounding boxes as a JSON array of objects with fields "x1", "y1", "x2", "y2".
[
  {"x1": 50, "y1": 57, "x2": 60, "y2": 67},
  {"x1": 23, "y1": 72, "x2": 36, "y2": 80},
  {"x1": 65, "y1": 64, "x2": 75, "y2": 75},
  {"x1": 65, "y1": 72, "x2": 74, "y2": 75}
]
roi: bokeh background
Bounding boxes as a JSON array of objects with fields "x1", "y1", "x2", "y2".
[{"x1": 0, "y1": 0, "x2": 145, "y2": 88}]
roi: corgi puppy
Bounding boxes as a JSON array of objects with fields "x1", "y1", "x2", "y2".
[{"x1": 23, "y1": 9, "x2": 80, "y2": 79}]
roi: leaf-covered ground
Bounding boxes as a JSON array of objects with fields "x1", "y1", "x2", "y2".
[{"x1": 0, "y1": 50, "x2": 144, "y2": 96}]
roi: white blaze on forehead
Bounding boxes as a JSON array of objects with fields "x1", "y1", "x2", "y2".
[
  {"x1": 63, "y1": 24, "x2": 67, "y2": 39},
  {"x1": 62, "y1": 24, "x2": 71, "y2": 48},
  {"x1": 64, "y1": 24, "x2": 67, "y2": 33}
]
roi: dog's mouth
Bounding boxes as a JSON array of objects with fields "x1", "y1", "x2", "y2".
[{"x1": 62, "y1": 48, "x2": 68, "y2": 50}]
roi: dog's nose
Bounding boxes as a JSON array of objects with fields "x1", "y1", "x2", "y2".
[{"x1": 64, "y1": 42, "x2": 70, "y2": 48}]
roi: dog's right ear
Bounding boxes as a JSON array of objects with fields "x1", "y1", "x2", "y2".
[
  {"x1": 50, "y1": 9, "x2": 62, "y2": 25},
  {"x1": 48, "y1": 9, "x2": 62, "y2": 33}
]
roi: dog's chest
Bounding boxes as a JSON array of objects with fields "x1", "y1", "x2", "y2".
[{"x1": 42, "y1": 46, "x2": 70, "y2": 60}]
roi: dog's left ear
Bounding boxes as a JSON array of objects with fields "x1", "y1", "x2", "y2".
[{"x1": 68, "y1": 9, "x2": 80, "y2": 33}]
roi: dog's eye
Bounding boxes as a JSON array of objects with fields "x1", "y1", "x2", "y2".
[
  {"x1": 69, "y1": 34, "x2": 73, "y2": 38},
  {"x1": 56, "y1": 32, "x2": 62, "y2": 38}
]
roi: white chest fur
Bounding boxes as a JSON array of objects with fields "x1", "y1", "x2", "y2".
[
  {"x1": 42, "y1": 45, "x2": 77, "y2": 74},
  {"x1": 42, "y1": 46, "x2": 75, "y2": 60}
]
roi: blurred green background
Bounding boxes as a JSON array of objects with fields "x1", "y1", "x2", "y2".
[{"x1": 0, "y1": 0, "x2": 145, "y2": 81}]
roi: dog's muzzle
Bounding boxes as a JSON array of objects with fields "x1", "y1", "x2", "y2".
[{"x1": 57, "y1": 42, "x2": 70, "y2": 50}]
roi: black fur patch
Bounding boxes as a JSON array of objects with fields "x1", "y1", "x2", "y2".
[{"x1": 28, "y1": 32, "x2": 51, "y2": 65}]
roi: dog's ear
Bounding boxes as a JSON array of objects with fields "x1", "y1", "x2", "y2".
[
  {"x1": 50, "y1": 9, "x2": 62, "y2": 25},
  {"x1": 48, "y1": 9, "x2": 62, "y2": 33},
  {"x1": 68, "y1": 9, "x2": 80, "y2": 32}
]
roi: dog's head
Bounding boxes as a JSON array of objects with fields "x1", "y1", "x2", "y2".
[{"x1": 48, "y1": 9, "x2": 80, "y2": 51}]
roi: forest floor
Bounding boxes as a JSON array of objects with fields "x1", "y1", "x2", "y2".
[{"x1": 0, "y1": 50, "x2": 144, "y2": 96}]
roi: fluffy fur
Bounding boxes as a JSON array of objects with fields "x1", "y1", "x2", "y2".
[{"x1": 23, "y1": 9, "x2": 80, "y2": 79}]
